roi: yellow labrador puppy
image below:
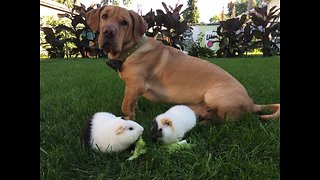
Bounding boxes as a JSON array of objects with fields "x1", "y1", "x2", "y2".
[{"x1": 86, "y1": 5, "x2": 280, "y2": 121}]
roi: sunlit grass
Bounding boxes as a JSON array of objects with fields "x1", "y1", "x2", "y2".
[{"x1": 40, "y1": 56, "x2": 280, "y2": 179}]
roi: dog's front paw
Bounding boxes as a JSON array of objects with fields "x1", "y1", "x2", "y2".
[
  {"x1": 121, "y1": 115, "x2": 135, "y2": 120},
  {"x1": 121, "y1": 116, "x2": 130, "y2": 120}
]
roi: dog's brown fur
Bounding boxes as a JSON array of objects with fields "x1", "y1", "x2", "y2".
[{"x1": 86, "y1": 6, "x2": 280, "y2": 121}]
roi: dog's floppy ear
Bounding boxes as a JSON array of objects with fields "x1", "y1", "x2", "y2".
[
  {"x1": 86, "y1": 7, "x2": 103, "y2": 33},
  {"x1": 129, "y1": 10, "x2": 148, "y2": 43}
]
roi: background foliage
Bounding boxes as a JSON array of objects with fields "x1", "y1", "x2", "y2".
[
  {"x1": 249, "y1": 6, "x2": 280, "y2": 56},
  {"x1": 182, "y1": 0, "x2": 200, "y2": 24},
  {"x1": 143, "y1": 2, "x2": 191, "y2": 51},
  {"x1": 41, "y1": 3, "x2": 106, "y2": 58},
  {"x1": 40, "y1": 1, "x2": 279, "y2": 59},
  {"x1": 188, "y1": 32, "x2": 215, "y2": 58},
  {"x1": 211, "y1": 6, "x2": 280, "y2": 58}
]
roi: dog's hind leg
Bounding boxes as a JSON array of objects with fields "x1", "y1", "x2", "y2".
[
  {"x1": 203, "y1": 90, "x2": 254, "y2": 121},
  {"x1": 188, "y1": 102, "x2": 213, "y2": 121}
]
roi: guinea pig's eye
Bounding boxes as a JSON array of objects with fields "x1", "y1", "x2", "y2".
[
  {"x1": 101, "y1": 14, "x2": 108, "y2": 19},
  {"x1": 129, "y1": 127, "x2": 134, "y2": 131},
  {"x1": 159, "y1": 128, "x2": 162, "y2": 132},
  {"x1": 120, "y1": 20, "x2": 128, "y2": 26}
]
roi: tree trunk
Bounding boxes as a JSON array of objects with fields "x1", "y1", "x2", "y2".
[{"x1": 247, "y1": 0, "x2": 253, "y2": 16}]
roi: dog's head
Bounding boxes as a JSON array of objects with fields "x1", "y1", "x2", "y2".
[{"x1": 86, "y1": 6, "x2": 148, "y2": 58}]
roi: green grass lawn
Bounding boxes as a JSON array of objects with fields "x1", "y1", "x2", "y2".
[{"x1": 40, "y1": 56, "x2": 280, "y2": 179}]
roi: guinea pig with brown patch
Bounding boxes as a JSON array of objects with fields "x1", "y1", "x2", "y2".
[
  {"x1": 150, "y1": 105, "x2": 197, "y2": 144},
  {"x1": 82, "y1": 112, "x2": 144, "y2": 153}
]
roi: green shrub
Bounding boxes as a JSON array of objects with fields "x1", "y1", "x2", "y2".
[
  {"x1": 143, "y1": 2, "x2": 191, "y2": 51},
  {"x1": 41, "y1": 4, "x2": 105, "y2": 59},
  {"x1": 211, "y1": 6, "x2": 280, "y2": 58},
  {"x1": 213, "y1": 14, "x2": 254, "y2": 58},
  {"x1": 40, "y1": 16, "x2": 72, "y2": 58},
  {"x1": 188, "y1": 32, "x2": 215, "y2": 58},
  {"x1": 250, "y1": 6, "x2": 280, "y2": 56}
]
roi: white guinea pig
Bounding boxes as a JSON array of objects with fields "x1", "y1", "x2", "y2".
[
  {"x1": 150, "y1": 105, "x2": 197, "y2": 145},
  {"x1": 82, "y1": 112, "x2": 144, "y2": 153}
]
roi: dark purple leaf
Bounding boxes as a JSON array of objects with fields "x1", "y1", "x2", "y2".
[
  {"x1": 55, "y1": 25, "x2": 75, "y2": 33},
  {"x1": 269, "y1": 6, "x2": 279, "y2": 14},
  {"x1": 244, "y1": 23, "x2": 252, "y2": 34},
  {"x1": 42, "y1": 27, "x2": 55, "y2": 38},
  {"x1": 162, "y1": 2, "x2": 170, "y2": 13},
  {"x1": 216, "y1": 26, "x2": 223, "y2": 36},
  {"x1": 265, "y1": 23, "x2": 280, "y2": 35},
  {"x1": 251, "y1": 14, "x2": 264, "y2": 27},
  {"x1": 254, "y1": 7, "x2": 267, "y2": 17},
  {"x1": 171, "y1": 11, "x2": 180, "y2": 21},
  {"x1": 176, "y1": 20, "x2": 188, "y2": 34},
  {"x1": 155, "y1": 15, "x2": 163, "y2": 27},
  {"x1": 156, "y1": 9, "x2": 165, "y2": 16},
  {"x1": 252, "y1": 29, "x2": 263, "y2": 38},
  {"x1": 163, "y1": 14, "x2": 174, "y2": 29},
  {"x1": 174, "y1": 4, "x2": 183, "y2": 12},
  {"x1": 57, "y1": 13, "x2": 71, "y2": 19},
  {"x1": 72, "y1": 15, "x2": 86, "y2": 28},
  {"x1": 235, "y1": 14, "x2": 247, "y2": 30}
]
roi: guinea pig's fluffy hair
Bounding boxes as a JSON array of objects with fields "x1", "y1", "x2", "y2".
[
  {"x1": 151, "y1": 105, "x2": 197, "y2": 144},
  {"x1": 82, "y1": 112, "x2": 144, "y2": 153}
]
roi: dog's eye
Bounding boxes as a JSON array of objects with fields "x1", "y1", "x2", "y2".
[
  {"x1": 129, "y1": 127, "x2": 134, "y2": 130},
  {"x1": 101, "y1": 14, "x2": 108, "y2": 19},
  {"x1": 159, "y1": 128, "x2": 162, "y2": 132},
  {"x1": 120, "y1": 20, "x2": 128, "y2": 26}
]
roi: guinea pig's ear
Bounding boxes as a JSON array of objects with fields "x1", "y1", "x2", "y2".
[
  {"x1": 160, "y1": 118, "x2": 172, "y2": 127},
  {"x1": 116, "y1": 125, "x2": 125, "y2": 135}
]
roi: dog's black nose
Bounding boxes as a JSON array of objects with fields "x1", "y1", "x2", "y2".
[{"x1": 102, "y1": 25, "x2": 116, "y2": 38}]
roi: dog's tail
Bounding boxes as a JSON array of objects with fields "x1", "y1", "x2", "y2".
[{"x1": 253, "y1": 104, "x2": 280, "y2": 121}]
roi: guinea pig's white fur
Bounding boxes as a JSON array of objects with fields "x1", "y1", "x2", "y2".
[
  {"x1": 88, "y1": 112, "x2": 144, "y2": 153},
  {"x1": 155, "y1": 105, "x2": 197, "y2": 144}
]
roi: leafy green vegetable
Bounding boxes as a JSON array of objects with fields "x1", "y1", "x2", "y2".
[
  {"x1": 127, "y1": 136, "x2": 147, "y2": 161},
  {"x1": 165, "y1": 140, "x2": 195, "y2": 153}
]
